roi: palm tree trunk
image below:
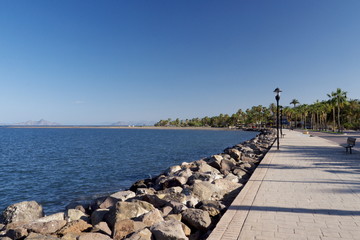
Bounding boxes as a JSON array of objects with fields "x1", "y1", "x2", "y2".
[
  {"x1": 333, "y1": 107, "x2": 336, "y2": 131},
  {"x1": 337, "y1": 105, "x2": 341, "y2": 132}
]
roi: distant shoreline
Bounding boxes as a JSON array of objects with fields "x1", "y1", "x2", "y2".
[{"x1": 2, "y1": 125, "x2": 240, "y2": 131}]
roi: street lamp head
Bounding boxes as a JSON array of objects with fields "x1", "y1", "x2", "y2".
[
  {"x1": 273, "y1": 88, "x2": 282, "y2": 96},
  {"x1": 274, "y1": 88, "x2": 282, "y2": 101}
]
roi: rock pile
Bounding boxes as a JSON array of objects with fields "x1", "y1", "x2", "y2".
[{"x1": 0, "y1": 129, "x2": 275, "y2": 240}]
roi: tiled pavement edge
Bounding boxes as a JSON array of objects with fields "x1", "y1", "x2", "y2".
[{"x1": 207, "y1": 129, "x2": 360, "y2": 240}]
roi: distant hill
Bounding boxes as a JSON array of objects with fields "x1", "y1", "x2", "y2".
[
  {"x1": 14, "y1": 119, "x2": 60, "y2": 126},
  {"x1": 112, "y1": 121, "x2": 155, "y2": 126}
]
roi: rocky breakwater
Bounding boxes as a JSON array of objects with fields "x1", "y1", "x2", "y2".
[{"x1": 0, "y1": 129, "x2": 275, "y2": 240}]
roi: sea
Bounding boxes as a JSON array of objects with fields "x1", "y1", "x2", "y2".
[{"x1": 0, "y1": 128, "x2": 258, "y2": 214}]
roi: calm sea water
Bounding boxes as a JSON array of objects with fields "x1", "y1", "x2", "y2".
[{"x1": 0, "y1": 128, "x2": 257, "y2": 214}]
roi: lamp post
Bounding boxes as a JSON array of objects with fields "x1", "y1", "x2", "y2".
[
  {"x1": 273, "y1": 88, "x2": 282, "y2": 150},
  {"x1": 280, "y1": 106, "x2": 283, "y2": 137}
]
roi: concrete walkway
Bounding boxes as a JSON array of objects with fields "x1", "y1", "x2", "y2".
[{"x1": 207, "y1": 129, "x2": 360, "y2": 240}]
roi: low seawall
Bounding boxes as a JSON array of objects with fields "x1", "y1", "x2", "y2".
[{"x1": 0, "y1": 129, "x2": 275, "y2": 240}]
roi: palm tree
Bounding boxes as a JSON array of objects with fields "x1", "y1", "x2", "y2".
[
  {"x1": 290, "y1": 99, "x2": 300, "y2": 128},
  {"x1": 328, "y1": 88, "x2": 347, "y2": 132}
]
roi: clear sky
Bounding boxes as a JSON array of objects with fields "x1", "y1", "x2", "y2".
[{"x1": 1, "y1": 0, "x2": 360, "y2": 125}]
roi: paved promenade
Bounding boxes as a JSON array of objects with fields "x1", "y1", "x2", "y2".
[{"x1": 207, "y1": 129, "x2": 360, "y2": 240}]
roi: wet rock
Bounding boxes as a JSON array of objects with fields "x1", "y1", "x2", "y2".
[
  {"x1": 2, "y1": 201, "x2": 44, "y2": 224},
  {"x1": 181, "y1": 208, "x2": 211, "y2": 231},
  {"x1": 150, "y1": 219, "x2": 188, "y2": 240}
]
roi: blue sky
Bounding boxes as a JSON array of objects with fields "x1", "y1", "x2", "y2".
[{"x1": 1, "y1": 0, "x2": 360, "y2": 125}]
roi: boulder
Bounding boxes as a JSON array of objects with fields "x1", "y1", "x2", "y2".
[
  {"x1": 124, "y1": 228, "x2": 152, "y2": 240},
  {"x1": 138, "y1": 209, "x2": 164, "y2": 227},
  {"x1": 110, "y1": 191, "x2": 136, "y2": 202},
  {"x1": 191, "y1": 182, "x2": 218, "y2": 201},
  {"x1": 5, "y1": 227, "x2": 28, "y2": 239},
  {"x1": 197, "y1": 200, "x2": 224, "y2": 217},
  {"x1": 158, "y1": 186, "x2": 183, "y2": 195},
  {"x1": 206, "y1": 155, "x2": 222, "y2": 170},
  {"x1": 35, "y1": 213, "x2": 65, "y2": 223},
  {"x1": 130, "y1": 179, "x2": 153, "y2": 192},
  {"x1": 25, "y1": 220, "x2": 67, "y2": 235},
  {"x1": 113, "y1": 219, "x2": 135, "y2": 240},
  {"x1": 224, "y1": 148, "x2": 242, "y2": 161},
  {"x1": 224, "y1": 173, "x2": 239, "y2": 183},
  {"x1": 196, "y1": 161, "x2": 221, "y2": 175},
  {"x1": 150, "y1": 219, "x2": 188, "y2": 240},
  {"x1": 161, "y1": 177, "x2": 186, "y2": 189},
  {"x1": 65, "y1": 202, "x2": 89, "y2": 214},
  {"x1": 93, "y1": 221, "x2": 112, "y2": 236},
  {"x1": 24, "y1": 232, "x2": 59, "y2": 239},
  {"x1": 116, "y1": 201, "x2": 155, "y2": 222},
  {"x1": 181, "y1": 209, "x2": 211, "y2": 230},
  {"x1": 65, "y1": 209, "x2": 89, "y2": 222},
  {"x1": 99, "y1": 197, "x2": 118, "y2": 209},
  {"x1": 156, "y1": 192, "x2": 187, "y2": 205},
  {"x1": 2, "y1": 201, "x2": 44, "y2": 224},
  {"x1": 135, "y1": 188, "x2": 156, "y2": 196},
  {"x1": 60, "y1": 232, "x2": 78, "y2": 240},
  {"x1": 57, "y1": 219, "x2": 92, "y2": 236},
  {"x1": 91, "y1": 209, "x2": 109, "y2": 226},
  {"x1": 78, "y1": 232, "x2": 112, "y2": 240},
  {"x1": 165, "y1": 165, "x2": 182, "y2": 176}
]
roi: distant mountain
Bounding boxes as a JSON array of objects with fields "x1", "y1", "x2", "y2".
[
  {"x1": 14, "y1": 119, "x2": 60, "y2": 126},
  {"x1": 112, "y1": 120, "x2": 155, "y2": 126}
]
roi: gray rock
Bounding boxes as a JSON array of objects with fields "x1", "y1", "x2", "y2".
[
  {"x1": 65, "y1": 209, "x2": 89, "y2": 222},
  {"x1": 110, "y1": 190, "x2": 136, "y2": 202},
  {"x1": 181, "y1": 208, "x2": 211, "y2": 230},
  {"x1": 25, "y1": 220, "x2": 67, "y2": 235},
  {"x1": 150, "y1": 219, "x2": 188, "y2": 240},
  {"x1": 35, "y1": 212, "x2": 65, "y2": 223},
  {"x1": 2, "y1": 201, "x2": 44, "y2": 224}
]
